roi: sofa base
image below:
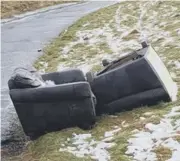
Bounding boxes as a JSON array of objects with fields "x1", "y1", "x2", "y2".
[{"x1": 97, "y1": 88, "x2": 170, "y2": 115}]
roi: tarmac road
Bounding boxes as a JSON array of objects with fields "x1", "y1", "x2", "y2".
[{"x1": 1, "y1": 1, "x2": 117, "y2": 145}]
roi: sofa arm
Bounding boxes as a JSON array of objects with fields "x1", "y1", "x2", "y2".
[
  {"x1": 41, "y1": 69, "x2": 86, "y2": 85},
  {"x1": 10, "y1": 82, "x2": 92, "y2": 103}
]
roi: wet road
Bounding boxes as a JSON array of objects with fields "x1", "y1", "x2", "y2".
[{"x1": 1, "y1": 1, "x2": 117, "y2": 143}]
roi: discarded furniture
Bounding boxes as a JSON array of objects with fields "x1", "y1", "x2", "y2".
[
  {"x1": 9, "y1": 69, "x2": 96, "y2": 138},
  {"x1": 8, "y1": 42, "x2": 176, "y2": 138},
  {"x1": 87, "y1": 42, "x2": 176, "y2": 115}
]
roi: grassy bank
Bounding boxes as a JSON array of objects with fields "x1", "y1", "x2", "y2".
[
  {"x1": 1, "y1": 1, "x2": 78, "y2": 19},
  {"x1": 6, "y1": 1, "x2": 180, "y2": 161}
]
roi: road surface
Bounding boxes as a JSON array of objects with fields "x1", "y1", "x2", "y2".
[{"x1": 1, "y1": 1, "x2": 117, "y2": 144}]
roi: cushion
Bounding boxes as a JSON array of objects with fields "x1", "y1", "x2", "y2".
[{"x1": 9, "y1": 67, "x2": 45, "y2": 89}]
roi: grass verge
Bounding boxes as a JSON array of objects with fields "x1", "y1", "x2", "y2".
[{"x1": 1, "y1": 1, "x2": 78, "y2": 19}]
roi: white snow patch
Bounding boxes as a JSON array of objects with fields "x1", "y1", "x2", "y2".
[
  {"x1": 151, "y1": 115, "x2": 156, "y2": 118},
  {"x1": 140, "y1": 117, "x2": 146, "y2": 121},
  {"x1": 45, "y1": 80, "x2": 55, "y2": 86},
  {"x1": 121, "y1": 121, "x2": 129, "y2": 128},
  {"x1": 176, "y1": 28, "x2": 180, "y2": 36},
  {"x1": 82, "y1": 22, "x2": 90, "y2": 27},
  {"x1": 77, "y1": 64, "x2": 92, "y2": 74},
  {"x1": 104, "y1": 128, "x2": 121, "y2": 137},
  {"x1": 109, "y1": 115, "x2": 118, "y2": 118},
  {"x1": 59, "y1": 4, "x2": 142, "y2": 67},
  {"x1": 113, "y1": 125, "x2": 119, "y2": 129},
  {"x1": 170, "y1": 82, "x2": 178, "y2": 102},
  {"x1": 144, "y1": 112, "x2": 153, "y2": 116},
  {"x1": 114, "y1": 6, "x2": 121, "y2": 32},
  {"x1": 59, "y1": 127, "x2": 121, "y2": 161},
  {"x1": 102, "y1": 137, "x2": 114, "y2": 142},
  {"x1": 126, "y1": 106, "x2": 180, "y2": 161},
  {"x1": 39, "y1": 62, "x2": 48, "y2": 74},
  {"x1": 57, "y1": 64, "x2": 70, "y2": 71},
  {"x1": 174, "y1": 61, "x2": 180, "y2": 69}
]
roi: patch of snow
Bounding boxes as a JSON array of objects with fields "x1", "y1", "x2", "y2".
[
  {"x1": 72, "y1": 133, "x2": 92, "y2": 145},
  {"x1": 140, "y1": 117, "x2": 146, "y2": 120},
  {"x1": 61, "y1": 42, "x2": 79, "y2": 55},
  {"x1": 104, "y1": 128, "x2": 121, "y2": 137},
  {"x1": 102, "y1": 137, "x2": 114, "y2": 142},
  {"x1": 113, "y1": 125, "x2": 119, "y2": 129},
  {"x1": 138, "y1": 2, "x2": 149, "y2": 42},
  {"x1": 77, "y1": 64, "x2": 92, "y2": 74},
  {"x1": 39, "y1": 69, "x2": 45, "y2": 74},
  {"x1": 161, "y1": 37, "x2": 175, "y2": 47},
  {"x1": 126, "y1": 106, "x2": 180, "y2": 161},
  {"x1": 109, "y1": 115, "x2": 118, "y2": 118},
  {"x1": 60, "y1": 4, "x2": 142, "y2": 66},
  {"x1": 45, "y1": 80, "x2": 55, "y2": 86},
  {"x1": 114, "y1": 6, "x2": 121, "y2": 32},
  {"x1": 144, "y1": 112, "x2": 153, "y2": 116},
  {"x1": 121, "y1": 121, "x2": 129, "y2": 128},
  {"x1": 176, "y1": 28, "x2": 180, "y2": 36},
  {"x1": 174, "y1": 61, "x2": 180, "y2": 69},
  {"x1": 39, "y1": 62, "x2": 48, "y2": 74},
  {"x1": 59, "y1": 129, "x2": 118, "y2": 161},
  {"x1": 57, "y1": 64, "x2": 70, "y2": 71},
  {"x1": 40, "y1": 80, "x2": 55, "y2": 87},
  {"x1": 151, "y1": 115, "x2": 156, "y2": 118},
  {"x1": 82, "y1": 22, "x2": 90, "y2": 27},
  {"x1": 170, "y1": 81, "x2": 178, "y2": 102}
]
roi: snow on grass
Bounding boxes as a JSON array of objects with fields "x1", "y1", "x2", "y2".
[
  {"x1": 57, "y1": 2, "x2": 142, "y2": 72},
  {"x1": 61, "y1": 28, "x2": 105, "y2": 55},
  {"x1": 58, "y1": 64, "x2": 70, "y2": 71},
  {"x1": 126, "y1": 106, "x2": 180, "y2": 161},
  {"x1": 58, "y1": 63, "x2": 92, "y2": 74},
  {"x1": 143, "y1": 112, "x2": 154, "y2": 116},
  {"x1": 174, "y1": 61, "x2": 180, "y2": 69},
  {"x1": 51, "y1": 1, "x2": 180, "y2": 76},
  {"x1": 104, "y1": 128, "x2": 121, "y2": 137},
  {"x1": 76, "y1": 63, "x2": 93, "y2": 74},
  {"x1": 171, "y1": 82, "x2": 178, "y2": 102},
  {"x1": 39, "y1": 61, "x2": 48, "y2": 73},
  {"x1": 57, "y1": 51, "x2": 112, "y2": 73},
  {"x1": 59, "y1": 126, "x2": 121, "y2": 161}
]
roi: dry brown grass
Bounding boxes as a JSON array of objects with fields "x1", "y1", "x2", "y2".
[
  {"x1": 1, "y1": 1, "x2": 78, "y2": 19},
  {"x1": 154, "y1": 146, "x2": 172, "y2": 161}
]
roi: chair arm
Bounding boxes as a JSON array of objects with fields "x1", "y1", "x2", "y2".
[{"x1": 10, "y1": 82, "x2": 92, "y2": 103}]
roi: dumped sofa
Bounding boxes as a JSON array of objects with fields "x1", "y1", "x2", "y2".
[
  {"x1": 86, "y1": 42, "x2": 176, "y2": 115},
  {"x1": 8, "y1": 42, "x2": 176, "y2": 138},
  {"x1": 8, "y1": 68, "x2": 96, "y2": 138}
]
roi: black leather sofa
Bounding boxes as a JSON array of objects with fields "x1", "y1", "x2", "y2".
[
  {"x1": 9, "y1": 69, "x2": 96, "y2": 138},
  {"x1": 87, "y1": 43, "x2": 176, "y2": 115}
]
